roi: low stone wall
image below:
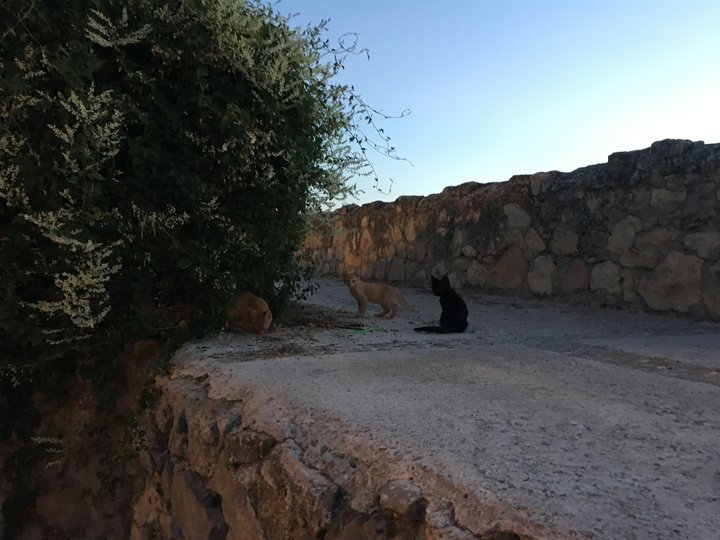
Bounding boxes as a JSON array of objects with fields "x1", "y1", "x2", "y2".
[
  {"x1": 129, "y1": 371, "x2": 561, "y2": 539},
  {"x1": 303, "y1": 139, "x2": 720, "y2": 319}
]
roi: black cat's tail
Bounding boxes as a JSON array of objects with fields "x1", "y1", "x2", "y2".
[{"x1": 414, "y1": 325, "x2": 466, "y2": 334}]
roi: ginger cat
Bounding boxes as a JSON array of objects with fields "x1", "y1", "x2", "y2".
[
  {"x1": 342, "y1": 271, "x2": 413, "y2": 319},
  {"x1": 223, "y1": 290, "x2": 272, "y2": 334}
]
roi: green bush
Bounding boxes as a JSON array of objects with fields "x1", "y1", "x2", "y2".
[{"x1": 0, "y1": 0, "x2": 364, "y2": 381}]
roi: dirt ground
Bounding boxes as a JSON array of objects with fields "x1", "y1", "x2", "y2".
[{"x1": 174, "y1": 277, "x2": 720, "y2": 539}]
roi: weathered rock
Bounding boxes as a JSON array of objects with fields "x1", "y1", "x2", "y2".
[
  {"x1": 454, "y1": 257, "x2": 470, "y2": 271},
  {"x1": 467, "y1": 261, "x2": 488, "y2": 287},
  {"x1": 651, "y1": 188, "x2": 686, "y2": 211},
  {"x1": 524, "y1": 228, "x2": 546, "y2": 254},
  {"x1": 590, "y1": 261, "x2": 621, "y2": 295},
  {"x1": 550, "y1": 228, "x2": 578, "y2": 257},
  {"x1": 379, "y1": 480, "x2": 427, "y2": 521},
  {"x1": 528, "y1": 255, "x2": 556, "y2": 295},
  {"x1": 638, "y1": 251, "x2": 703, "y2": 312},
  {"x1": 561, "y1": 259, "x2": 588, "y2": 293},
  {"x1": 462, "y1": 244, "x2": 477, "y2": 258},
  {"x1": 487, "y1": 247, "x2": 526, "y2": 289},
  {"x1": 703, "y1": 262, "x2": 720, "y2": 317},
  {"x1": 170, "y1": 470, "x2": 227, "y2": 540},
  {"x1": 388, "y1": 258, "x2": 405, "y2": 282},
  {"x1": 684, "y1": 232, "x2": 720, "y2": 259},
  {"x1": 608, "y1": 216, "x2": 642, "y2": 254},
  {"x1": 529, "y1": 171, "x2": 560, "y2": 196},
  {"x1": 638, "y1": 228, "x2": 678, "y2": 252},
  {"x1": 504, "y1": 203, "x2": 532, "y2": 228},
  {"x1": 619, "y1": 251, "x2": 658, "y2": 269}
]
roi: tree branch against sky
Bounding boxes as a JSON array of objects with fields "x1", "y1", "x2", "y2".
[{"x1": 280, "y1": 0, "x2": 720, "y2": 205}]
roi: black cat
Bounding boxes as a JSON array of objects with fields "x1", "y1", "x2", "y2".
[{"x1": 414, "y1": 274, "x2": 468, "y2": 333}]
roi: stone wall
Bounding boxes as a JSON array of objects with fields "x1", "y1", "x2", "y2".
[
  {"x1": 129, "y1": 371, "x2": 561, "y2": 539},
  {"x1": 303, "y1": 139, "x2": 720, "y2": 320}
]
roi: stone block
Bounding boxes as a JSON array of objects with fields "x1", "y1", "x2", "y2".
[
  {"x1": 621, "y1": 268, "x2": 638, "y2": 302},
  {"x1": 684, "y1": 232, "x2": 720, "y2": 259},
  {"x1": 590, "y1": 261, "x2": 621, "y2": 295},
  {"x1": 373, "y1": 259, "x2": 388, "y2": 280},
  {"x1": 487, "y1": 247, "x2": 526, "y2": 289},
  {"x1": 608, "y1": 216, "x2": 642, "y2": 254},
  {"x1": 171, "y1": 470, "x2": 228, "y2": 540},
  {"x1": 561, "y1": 259, "x2": 588, "y2": 293},
  {"x1": 405, "y1": 218, "x2": 417, "y2": 242},
  {"x1": 638, "y1": 228, "x2": 678, "y2": 252},
  {"x1": 220, "y1": 428, "x2": 277, "y2": 467},
  {"x1": 503, "y1": 203, "x2": 531, "y2": 227},
  {"x1": 503, "y1": 229, "x2": 523, "y2": 247},
  {"x1": 379, "y1": 480, "x2": 427, "y2": 522},
  {"x1": 461, "y1": 245, "x2": 477, "y2": 258},
  {"x1": 388, "y1": 258, "x2": 405, "y2": 282},
  {"x1": 638, "y1": 251, "x2": 702, "y2": 312},
  {"x1": 651, "y1": 188, "x2": 686, "y2": 210},
  {"x1": 360, "y1": 229, "x2": 374, "y2": 254},
  {"x1": 551, "y1": 228, "x2": 578, "y2": 256},
  {"x1": 453, "y1": 257, "x2": 470, "y2": 271},
  {"x1": 530, "y1": 171, "x2": 558, "y2": 195},
  {"x1": 619, "y1": 251, "x2": 658, "y2": 269},
  {"x1": 703, "y1": 262, "x2": 720, "y2": 317},
  {"x1": 524, "y1": 228, "x2": 546, "y2": 254},
  {"x1": 528, "y1": 255, "x2": 556, "y2": 295},
  {"x1": 466, "y1": 261, "x2": 488, "y2": 287}
]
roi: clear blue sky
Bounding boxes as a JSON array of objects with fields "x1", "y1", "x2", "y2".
[{"x1": 278, "y1": 0, "x2": 720, "y2": 206}]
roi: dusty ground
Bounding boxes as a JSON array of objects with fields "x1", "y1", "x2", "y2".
[{"x1": 174, "y1": 277, "x2": 720, "y2": 539}]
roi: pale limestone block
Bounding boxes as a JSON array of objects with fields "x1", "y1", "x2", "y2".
[
  {"x1": 551, "y1": 228, "x2": 578, "y2": 256},
  {"x1": 487, "y1": 247, "x2": 526, "y2": 289},
  {"x1": 638, "y1": 251, "x2": 702, "y2": 312},
  {"x1": 528, "y1": 255, "x2": 556, "y2": 295},
  {"x1": 503, "y1": 203, "x2": 532, "y2": 227},
  {"x1": 651, "y1": 188, "x2": 686, "y2": 209},
  {"x1": 466, "y1": 260, "x2": 488, "y2": 286},
  {"x1": 608, "y1": 216, "x2": 642, "y2": 254},
  {"x1": 524, "y1": 228, "x2": 546, "y2": 253}
]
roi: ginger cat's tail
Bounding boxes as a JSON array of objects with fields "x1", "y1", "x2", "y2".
[{"x1": 396, "y1": 291, "x2": 414, "y2": 312}]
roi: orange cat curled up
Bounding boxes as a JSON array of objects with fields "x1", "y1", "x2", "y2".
[{"x1": 223, "y1": 290, "x2": 272, "y2": 334}]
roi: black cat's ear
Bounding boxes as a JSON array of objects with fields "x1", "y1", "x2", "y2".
[{"x1": 440, "y1": 274, "x2": 450, "y2": 284}]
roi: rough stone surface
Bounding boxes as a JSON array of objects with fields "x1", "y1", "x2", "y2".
[
  {"x1": 303, "y1": 140, "x2": 720, "y2": 320},
  {"x1": 528, "y1": 255, "x2": 556, "y2": 295},
  {"x1": 550, "y1": 228, "x2": 579, "y2": 257},
  {"x1": 685, "y1": 232, "x2": 720, "y2": 259},
  {"x1": 170, "y1": 470, "x2": 227, "y2": 540},
  {"x1": 487, "y1": 247, "x2": 526, "y2": 289},
  {"x1": 131, "y1": 278, "x2": 720, "y2": 540},
  {"x1": 608, "y1": 216, "x2": 642, "y2": 254},
  {"x1": 590, "y1": 261, "x2": 621, "y2": 295},
  {"x1": 561, "y1": 258, "x2": 588, "y2": 293},
  {"x1": 378, "y1": 480, "x2": 427, "y2": 521},
  {"x1": 638, "y1": 251, "x2": 703, "y2": 312},
  {"x1": 704, "y1": 262, "x2": 720, "y2": 317},
  {"x1": 503, "y1": 203, "x2": 532, "y2": 228}
]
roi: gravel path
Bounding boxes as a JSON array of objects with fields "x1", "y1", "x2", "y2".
[{"x1": 175, "y1": 277, "x2": 720, "y2": 539}]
